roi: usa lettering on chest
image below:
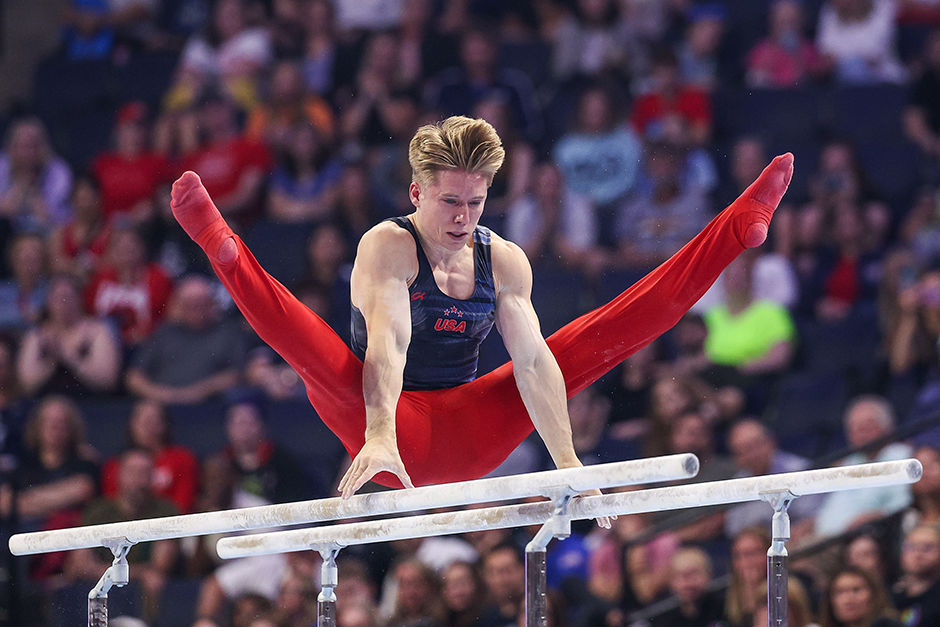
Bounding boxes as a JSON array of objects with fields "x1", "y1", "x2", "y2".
[{"x1": 434, "y1": 318, "x2": 467, "y2": 333}]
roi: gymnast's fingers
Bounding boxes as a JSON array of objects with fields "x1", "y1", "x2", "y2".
[{"x1": 397, "y1": 466, "x2": 416, "y2": 490}]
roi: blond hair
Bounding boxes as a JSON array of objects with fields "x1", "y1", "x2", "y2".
[{"x1": 408, "y1": 116, "x2": 505, "y2": 187}]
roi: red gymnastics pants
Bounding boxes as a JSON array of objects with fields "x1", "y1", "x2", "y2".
[{"x1": 171, "y1": 154, "x2": 793, "y2": 488}]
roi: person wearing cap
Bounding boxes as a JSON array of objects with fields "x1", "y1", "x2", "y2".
[{"x1": 91, "y1": 101, "x2": 172, "y2": 222}]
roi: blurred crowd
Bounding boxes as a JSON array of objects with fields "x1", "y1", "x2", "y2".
[{"x1": 5, "y1": 0, "x2": 940, "y2": 626}]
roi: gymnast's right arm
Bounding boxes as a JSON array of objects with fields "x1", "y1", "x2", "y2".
[{"x1": 338, "y1": 224, "x2": 417, "y2": 498}]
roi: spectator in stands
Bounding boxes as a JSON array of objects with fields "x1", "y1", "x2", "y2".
[
  {"x1": 553, "y1": 84, "x2": 642, "y2": 215},
  {"x1": 905, "y1": 444, "x2": 940, "y2": 528},
  {"x1": 476, "y1": 542, "x2": 526, "y2": 627},
  {"x1": 819, "y1": 566, "x2": 901, "y2": 627},
  {"x1": 424, "y1": 23, "x2": 543, "y2": 143},
  {"x1": 368, "y1": 88, "x2": 424, "y2": 216},
  {"x1": 85, "y1": 223, "x2": 174, "y2": 347},
  {"x1": 846, "y1": 531, "x2": 895, "y2": 588},
  {"x1": 299, "y1": 0, "x2": 339, "y2": 96},
  {"x1": 904, "y1": 30, "x2": 940, "y2": 177},
  {"x1": 815, "y1": 395, "x2": 914, "y2": 537},
  {"x1": 600, "y1": 341, "x2": 659, "y2": 438},
  {"x1": 568, "y1": 384, "x2": 637, "y2": 465},
  {"x1": 746, "y1": 0, "x2": 827, "y2": 89},
  {"x1": 126, "y1": 274, "x2": 246, "y2": 404},
  {"x1": 630, "y1": 47, "x2": 713, "y2": 149},
  {"x1": 397, "y1": 0, "x2": 460, "y2": 86},
  {"x1": 656, "y1": 412, "x2": 736, "y2": 547},
  {"x1": 677, "y1": 3, "x2": 727, "y2": 92},
  {"x1": 60, "y1": 0, "x2": 159, "y2": 59},
  {"x1": 333, "y1": 162, "x2": 382, "y2": 240},
  {"x1": 0, "y1": 117, "x2": 72, "y2": 233},
  {"x1": 0, "y1": 336, "x2": 27, "y2": 470},
  {"x1": 0, "y1": 232, "x2": 49, "y2": 334},
  {"x1": 549, "y1": 0, "x2": 636, "y2": 83},
  {"x1": 91, "y1": 102, "x2": 172, "y2": 223},
  {"x1": 802, "y1": 203, "x2": 884, "y2": 323},
  {"x1": 898, "y1": 191, "x2": 940, "y2": 269},
  {"x1": 212, "y1": 399, "x2": 311, "y2": 505},
  {"x1": 334, "y1": 557, "x2": 379, "y2": 627},
  {"x1": 265, "y1": 120, "x2": 343, "y2": 224},
  {"x1": 338, "y1": 31, "x2": 417, "y2": 150},
  {"x1": 816, "y1": 0, "x2": 907, "y2": 84},
  {"x1": 724, "y1": 419, "x2": 819, "y2": 539},
  {"x1": 724, "y1": 528, "x2": 770, "y2": 627},
  {"x1": 504, "y1": 162, "x2": 604, "y2": 275},
  {"x1": 246, "y1": 59, "x2": 335, "y2": 155},
  {"x1": 48, "y1": 175, "x2": 112, "y2": 280},
  {"x1": 701, "y1": 250, "x2": 796, "y2": 387},
  {"x1": 17, "y1": 274, "x2": 121, "y2": 398},
  {"x1": 196, "y1": 547, "x2": 319, "y2": 627},
  {"x1": 649, "y1": 547, "x2": 725, "y2": 627},
  {"x1": 386, "y1": 558, "x2": 445, "y2": 627},
  {"x1": 887, "y1": 267, "x2": 940, "y2": 378},
  {"x1": 471, "y1": 95, "x2": 536, "y2": 223},
  {"x1": 892, "y1": 524, "x2": 940, "y2": 627},
  {"x1": 642, "y1": 375, "x2": 704, "y2": 458},
  {"x1": 605, "y1": 489, "x2": 679, "y2": 614},
  {"x1": 615, "y1": 142, "x2": 709, "y2": 270},
  {"x1": 0, "y1": 396, "x2": 98, "y2": 577},
  {"x1": 180, "y1": 94, "x2": 272, "y2": 229},
  {"x1": 64, "y1": 449, "x2": 179, "y2": 619},
  {"x1": 270, "y1": 574, "x2": 318, "y2": 627},
  {"x1": 266, "y1": 0, "x2": 305, "y2": 60},
  {"x1": 441, "y1": 560, "x2": 485, "y2": 627},
  {"x1": 100, "y1": 399, "x2": 199, "y2": 513},
  {"x1": 166, "y1": 0, "x2": 273, "y2": 112}
]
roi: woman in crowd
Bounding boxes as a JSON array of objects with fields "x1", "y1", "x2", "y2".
[
  {"x1": 100, "y1": 399, "x2": 199, "y2": 513},
  {"x1": 819, "y1": 566, "x2": 901, "y2": 627},
  {"x1": 17, "y1": 274, "x2": 121, "y2": 398}
]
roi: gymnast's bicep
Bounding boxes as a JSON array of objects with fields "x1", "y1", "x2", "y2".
[
  {"x1": 492, "y1": 239, "x2": 545, "y2": 369},
  {"x1": 351, "y1": 226, "x2": 415, "y2": 372}
]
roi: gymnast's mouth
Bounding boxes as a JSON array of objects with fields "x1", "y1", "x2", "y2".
[{"x1": 447, "y1": 231, "x2": 468, "y2": 241}]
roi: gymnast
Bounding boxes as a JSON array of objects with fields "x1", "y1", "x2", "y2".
[{"x1": 169, "y1": 115, "x2": 793, "y2": 511}]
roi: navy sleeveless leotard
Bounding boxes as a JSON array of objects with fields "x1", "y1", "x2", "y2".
[{"x1": 350, "y1": 216, "x2": 497, "y2": 391}]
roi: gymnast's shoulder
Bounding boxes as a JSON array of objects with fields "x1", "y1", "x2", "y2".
[
  {"x1": 353, "y1": 219, "x2": 418, "y2": 279},
  {"x1": 488, "y1": 230, "x2": 533, "y2": 292}
]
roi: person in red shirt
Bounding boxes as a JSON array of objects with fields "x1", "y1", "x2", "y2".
[
  {"x1": 100, "y1": 399, "x2": 199, "y2": 513},
  {"x1": 630, "y1": 47, "x2": 713, "y2": 149},
  {"x1": 48, "y1": 174, "x2": 112, "y2": 280},
  {"x1": 85, "y1": 223, "x2": 173, "y2": 346},
  {"x1": 182, "y1": 94, "x2": 272, "y2": 228},
  {"x1": 91, "y1": 102, "x2": 172, "y2": 223}
]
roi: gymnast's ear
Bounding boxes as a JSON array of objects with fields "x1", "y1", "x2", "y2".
[{"x1": 409, "y1": 182, "x2": 422, "y2": 208}]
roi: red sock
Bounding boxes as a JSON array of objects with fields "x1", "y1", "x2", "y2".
[
  {"x1": 731, "y1": 152, "x2": 794, "y2": 249},
  {"x1": 170, "y1": 171, "x2": 238, "y2": 265}
]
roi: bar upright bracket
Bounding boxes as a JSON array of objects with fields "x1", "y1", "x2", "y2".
[
  {"x1": 88, "y1": 537, "x2": 134, "y2": 627},
  {"x1": 760, "y1": 490, "x2": 796, "y2": 627}
]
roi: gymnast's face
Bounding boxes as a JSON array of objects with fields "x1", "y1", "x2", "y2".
[{"x1": 410, "y1": 169, "x2": 488, "y2": 252}]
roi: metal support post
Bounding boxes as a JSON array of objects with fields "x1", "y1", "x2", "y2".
[
  {"x1": 525, "y1": 492, "x2": 573, "y2": 627},
  {"x1": 760, "y1": 491, "x2": 795, "y2": 627},
  {"x1": 317, "y1": 544, "x2": 342, "y2": 627},
  {"x1": 88, "y1": 538, "x2": 133, "y2": 627}
]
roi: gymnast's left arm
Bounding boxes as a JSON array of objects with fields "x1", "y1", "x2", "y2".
[{"x1": 492, "y1": 238, "x2": 612, "y2": 527}]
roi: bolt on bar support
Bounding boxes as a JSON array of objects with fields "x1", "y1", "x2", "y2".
[
  {"x1": 88, "y1": 538, "x2": 134, "y2": 627},
  {"x1": 317, "y1": 544, "x2": 342, "y2": 627},
  {"x1": 760, "y1": 490, "x2": 795, "y2": 627},
  {"x1": 525, "y1": 491, "x2": 574, "y2": 627}
]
